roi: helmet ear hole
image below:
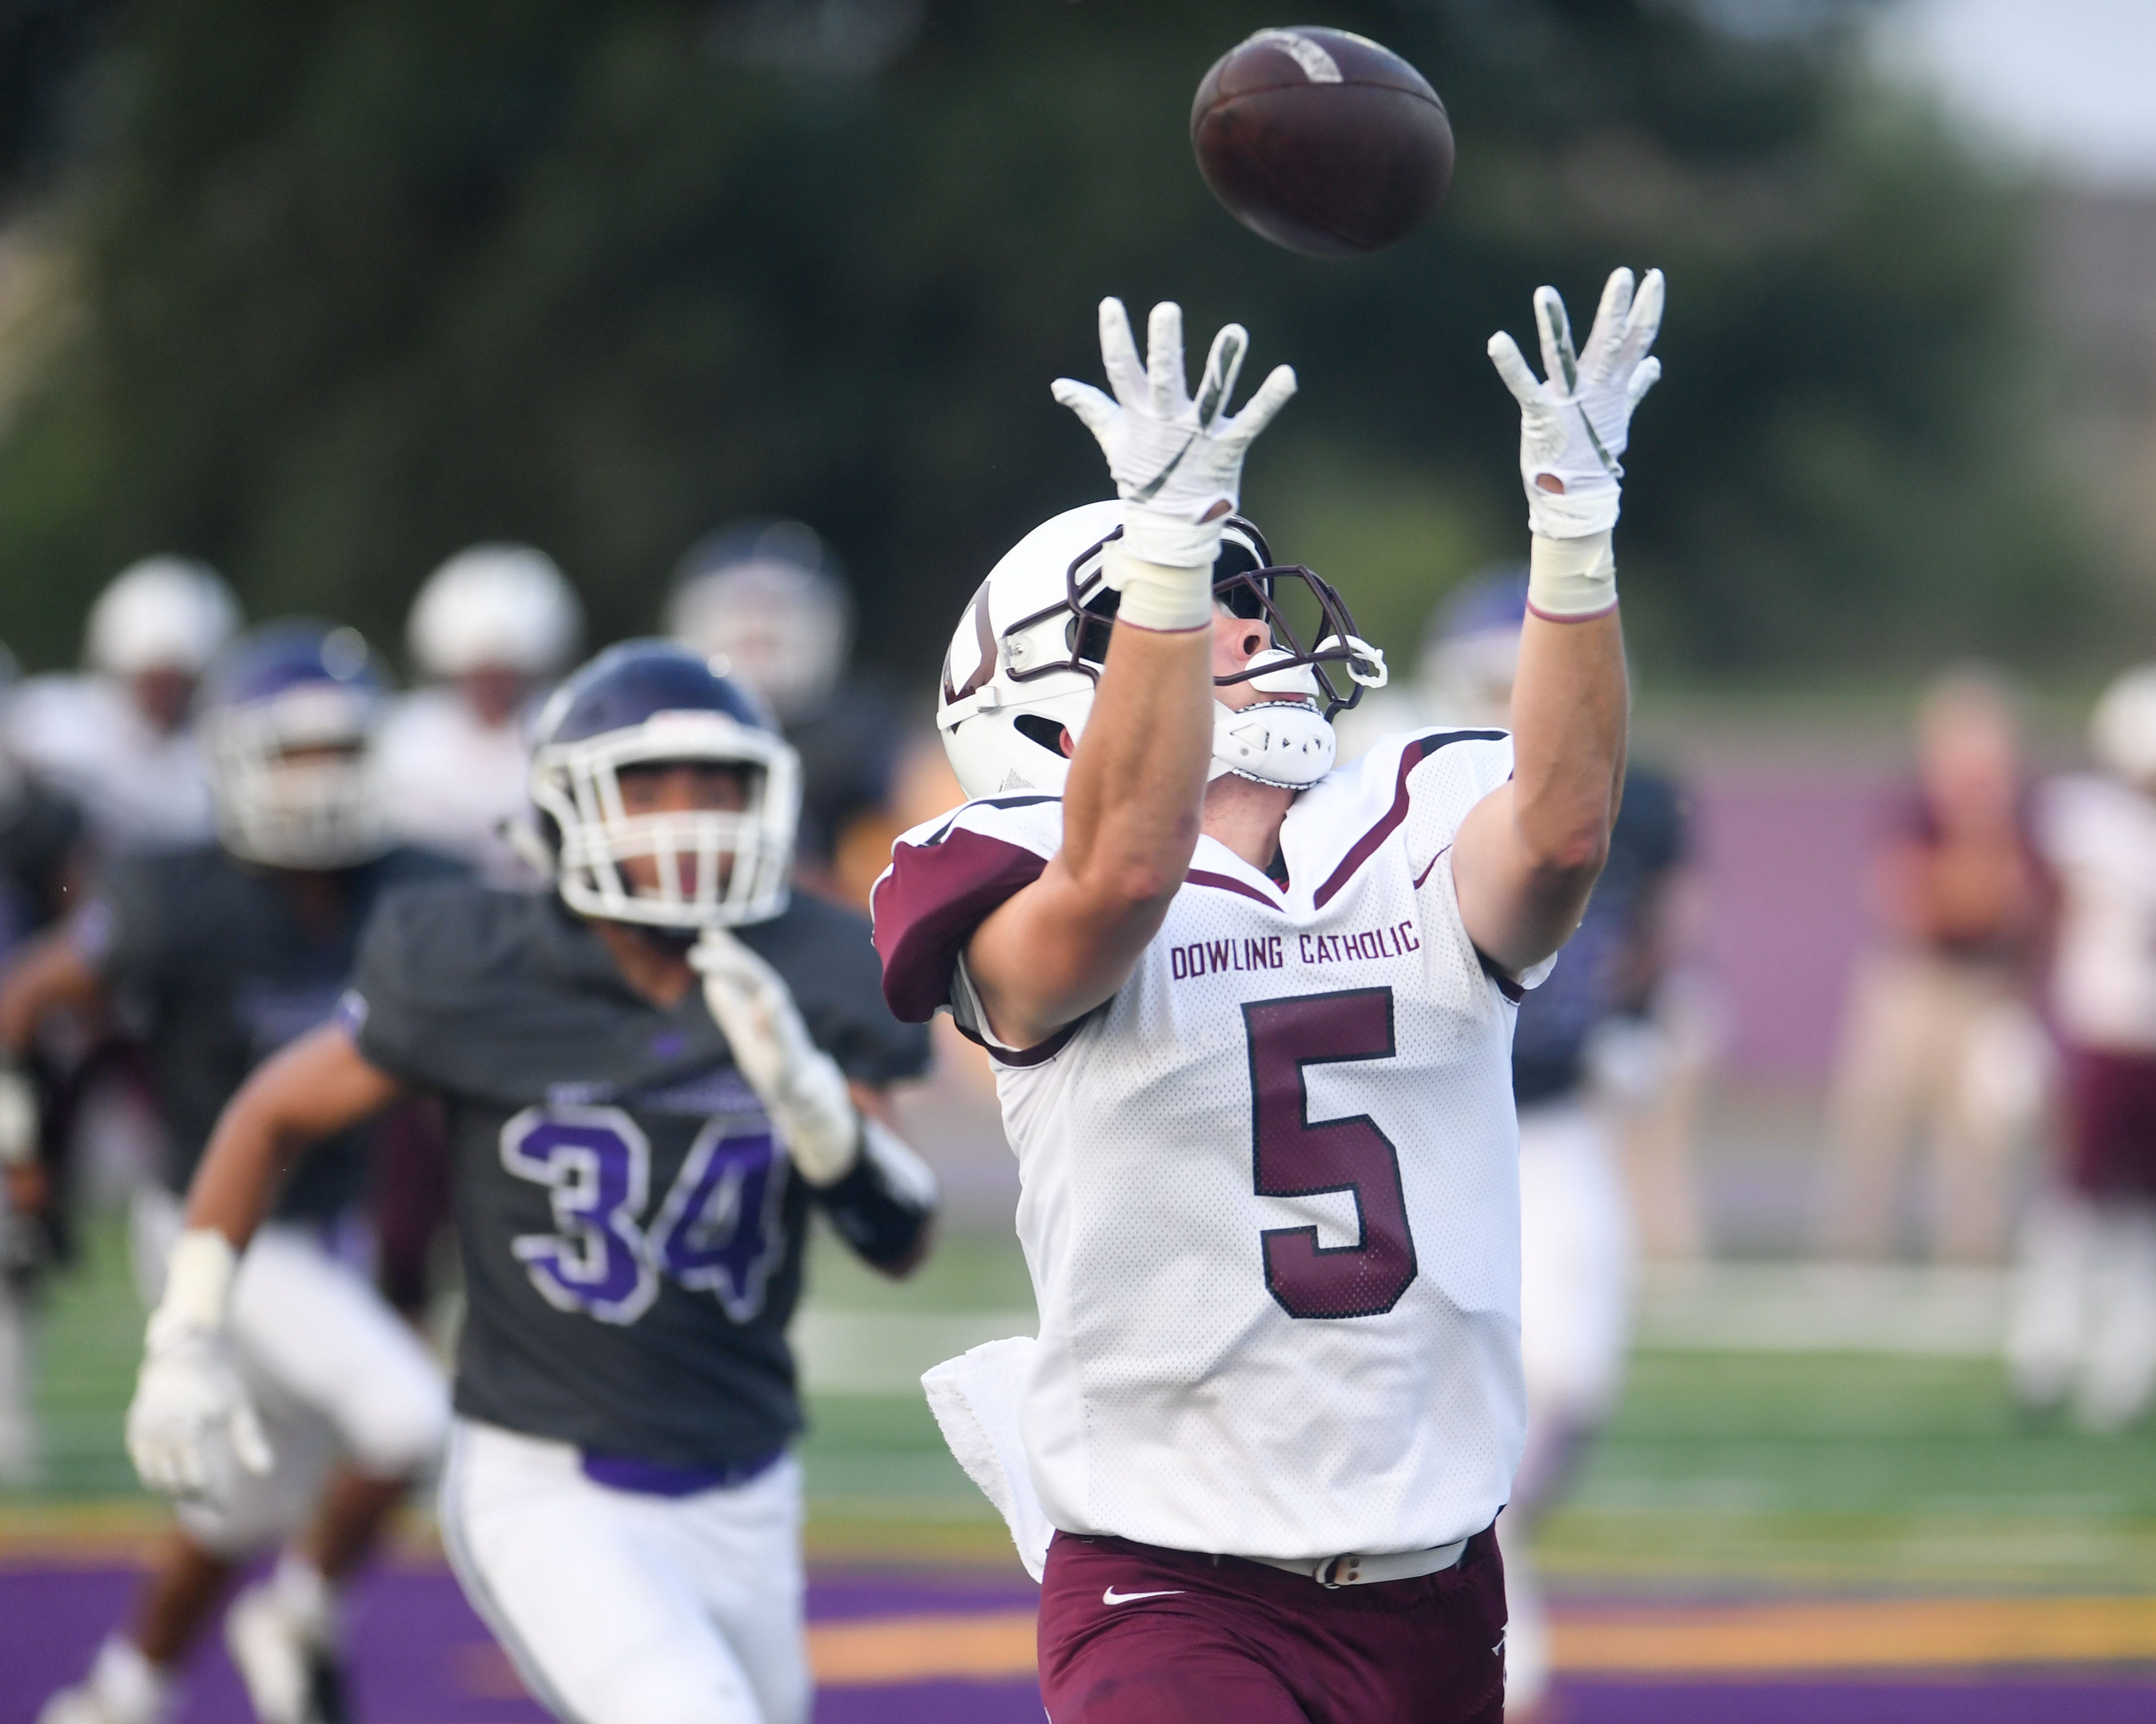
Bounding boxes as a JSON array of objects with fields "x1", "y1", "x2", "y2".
[{"x1": 1013, "y1": 713, "x2": 1069, "y2": 758}]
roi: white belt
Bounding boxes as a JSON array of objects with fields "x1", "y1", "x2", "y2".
[{"x1": 1244, "y1": 1534, "x2": 1470, "y2": 1589}]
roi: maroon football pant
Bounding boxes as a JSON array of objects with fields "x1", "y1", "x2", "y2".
[{"x1": 1037, "y1": 1526, "x2": 1506, "y2": 1724}]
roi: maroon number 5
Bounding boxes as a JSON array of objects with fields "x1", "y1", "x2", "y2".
[{"x1": 1242, "y1": 988, "x2": 1417, "y2": 1319}]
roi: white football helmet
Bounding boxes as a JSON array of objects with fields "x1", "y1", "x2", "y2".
[
  {"x1": 665, "y1": 521, "x2": 851, "y2": 725},
  {"x1": 2092, "y1": 666, "x2": 2156, "y2": 787},
  {"x1": 936, "y1": 502, "x2": 1385, "y2": 800},
  {"x1": 407, "y1": 544, "x2": 583, "y2": 680},
  {"x1": 86, "y1": 558, "x2": 240, "y2": 677}
]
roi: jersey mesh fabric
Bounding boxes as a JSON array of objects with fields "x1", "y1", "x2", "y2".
[
  {"x1": 348, "y1": 884, "x2": 927, "y2": 1468},
  {"x1": 875, "y1": 730, "x2": 1533, "y2": 1559}
]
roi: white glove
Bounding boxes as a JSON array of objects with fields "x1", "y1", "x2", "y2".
[
  {"x1": 1053, "y1": 298, "x2": 1297, "y2": 577},
  {"x1": 690, "y1": 928, "x2": 860, "y2": 1186},
  {"x1": 125, "y1": 1231, "x2": 272, "y2": 1502},
  {"x1": 1487, "y1": 267, "x2": 1664, "y2": 540}
]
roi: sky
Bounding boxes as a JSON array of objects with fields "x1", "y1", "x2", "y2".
[{"x1": 1873, "y1": 0, "x2": 2156, "y2": 189}]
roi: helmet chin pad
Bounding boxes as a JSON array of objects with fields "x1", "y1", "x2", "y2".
[{"x1": 1210, "y1": 699, "x2": 1335, "y2": 787}]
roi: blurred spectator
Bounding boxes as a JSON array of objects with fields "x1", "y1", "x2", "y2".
[
  {"x1": 2006, "y1": 668, "x2": 2156, "y2": 1429},
  {"x1": 375, "y1": 544, "x2": 583, "y2": 885},
  {"x1": 1821, "y1": 669, "x2": 2047, "y2": 1263},
  {"x1": 4, "y1": 557, "x2": 237, "y2": 849},
  {"x1": 666, "y1": 520, "x2": 903, "y2": 905},
  {"x1": 1402, "y1": 572, "x2": 1698, "y2": 1718}
]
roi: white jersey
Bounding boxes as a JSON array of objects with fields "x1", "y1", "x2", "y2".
[
  {"x1": 4, "y1": 674, "x2": 214, "y2": 848},
  {"x1": 874, "y1": 728, "x2": 1534, "y2": 1560},
  {"x1": 375, "y1": 687, "x2": 542, "y2": 886},
  {"x1": 2039, "y1": 773, "x2": 2156, "y2": 1052}
]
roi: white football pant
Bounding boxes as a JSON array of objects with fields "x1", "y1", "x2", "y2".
[
  {"x1": 1503, "y1": 1098, "x2": 1637, "y2": 1715},
  {"x1": 439, "y1": 1419, "x2": 809, "y2": 1724},
  {"x1": 130, "y1": 1186, "x2": 449, "y2": 1553},
  {"x1": 2006, "y1": 1190, "x2": 2156, "y2": 1431}
]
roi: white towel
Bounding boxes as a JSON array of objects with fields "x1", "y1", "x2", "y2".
[{"x1": 920, "y1": 1335, "x2": 1054, "y2": 1582}]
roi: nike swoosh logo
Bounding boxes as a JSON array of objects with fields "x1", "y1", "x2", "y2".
[
  {"x1": 1132, "y1": 433, "x2": 1199, "y2": 502},
  {"x1": 1102, "y1": 1586, "x2": 1184, "y2": 1606}
]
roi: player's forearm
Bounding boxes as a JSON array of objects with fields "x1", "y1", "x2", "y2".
[
  {"x1": 1061, "y1": 615, "x2": 1213, "y2": 903},
  {"x1": 968, "y1": 615, "x2": 1211, "y2": 1045},
  {"x1": 1455, "y1": 603, "x2": 1627, "y2": 971},
  {"x1": 1511, "y1": 604, "x2": 1627, "y2": 878},
  {"x1": 186, "y1": 1025, "x2": 405, "y2": 1247}
]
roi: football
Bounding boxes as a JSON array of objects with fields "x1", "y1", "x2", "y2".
[{"x1": 1190, "y1": 26, "x2": 1453, "y2": 258}]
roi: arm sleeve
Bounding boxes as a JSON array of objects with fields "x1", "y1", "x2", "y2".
[
  {"x1": 812, "y1": 1122, "x2": 936, "y2": 1271},
  {"x1": 870, "y1": 799, "x2": 1059, "y2": 1023}
]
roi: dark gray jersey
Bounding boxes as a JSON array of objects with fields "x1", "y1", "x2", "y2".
[
  {"x1": 344, "y1": 884, "x2": 930, "y2": 1469},
  {"x1": 80, "y1": 843, "x2": 462, "y2": 1219}
]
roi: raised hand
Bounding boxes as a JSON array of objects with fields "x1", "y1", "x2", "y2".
[
  {"x1": 1487, "y1": 268, "x2": 1664, "y2": 539},
  {"x1": 1053, "y1": 298, "x2": 1296, "y2": 569}
]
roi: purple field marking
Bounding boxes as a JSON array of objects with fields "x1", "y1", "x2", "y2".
[{"x1": 6, "y1": 1564, "x2": 2154, "y2": 1723}]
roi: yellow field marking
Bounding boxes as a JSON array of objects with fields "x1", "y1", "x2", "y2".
[
  {"x1": 458, "y1": 1613, "x2": 1041, "y2": 1697},
  {"x1": 809, "y1": 1610, "x2": 1040, "y2": 1684},
  {"x1": 1554, "y1": 1596, "x2": 2156, "y2": 1672}
]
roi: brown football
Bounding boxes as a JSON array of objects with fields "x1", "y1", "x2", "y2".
[{"x1": 1191, "y1": 27, "x2": 1453, "y2": 258}]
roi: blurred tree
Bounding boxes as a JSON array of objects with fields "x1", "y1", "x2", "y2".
[{"x1": 0, "y1": 0, "x2": 2105, "y2": 687}]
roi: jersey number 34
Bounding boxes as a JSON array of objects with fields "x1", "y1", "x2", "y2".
[
  {"x1": 1245, "y1": 988, "x2": 1418, "y2": 1320},
  {"x1": 499, "y1": 1105, "x2": 785, "y2": 1327}
]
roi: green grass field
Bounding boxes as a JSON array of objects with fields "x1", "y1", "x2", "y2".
[{"x1": 14, "y1": 1211, "x2": 2156, "y2": 1594}]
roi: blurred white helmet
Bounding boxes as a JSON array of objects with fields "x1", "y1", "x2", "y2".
[
  {"x1": 666, "y1": 521, "x2": 850, "y2": 724},
  {"x1": 407, "y1": 544, "x2": 583, "y2": 679},
  {"x1": 86, "y1": 557, "x2": 240, "y2": 677},
  {"x1": 2091, "y1": 666, "x2": 2156, "y2": 786},
  {"x1": 935, "y1": 502, "x2": 1384, "y2": 801}
]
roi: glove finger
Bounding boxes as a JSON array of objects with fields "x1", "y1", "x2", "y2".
[
  {"x1": 1616, "y1": 268, "x2": 1666, "y2": 373},
  {"x1": 1580, "y1": 268, "x2": 1635, "y2": 385},
  {"x1": 1050, "y1": 380, "x2": 1120, "y2": 447},
  {"x1": 1486, "y1": 332, "x2": 1553, "y2": 411},
  {"x1": 1533, "y1": 287, "x2": 1578, "y2": 394},
  {"x1": 1145, "y1": 301, "x2": 1189, "y2": 416},
  {"x1": 1194, "y1": 324, "x2": 1249, "y2": 429},
  {"x1": 231, "y1": 1403, "x2": 274, "y2": 1476},
  {"x1": 1221, "y1": 363, "x2": 1296, "y2": 446},
  {"x1": 1625, "y1": 355, "x2": 1663, "y2": 407},
  {"x1": 1097, "y1": 298, "x2": 1146, "y2": 406}
]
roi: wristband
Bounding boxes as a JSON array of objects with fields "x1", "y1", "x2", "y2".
[
  {"x1": 1526, "y1": 530, "x2": 1617, "y2": 621},
  {"x1": 1104, "y1": 545, "x2": 1213, "y2": 633},
  {"x1": 155, "y1": 1230, "x2": 239, "y2": 1333}
]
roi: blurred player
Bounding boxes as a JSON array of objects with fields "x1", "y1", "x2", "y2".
[
  {"x1": 1822, "y1": 669, "x2": 2046, "y2": 1262},
  {"x1": 6, "y1": 557, "x2": 238, "y2": 849},
  {"x1": 0, "y1": 666, "x2": 88, "y2": 1482},
  {"x1": 2006, "y1": 668, "x2": 2156, "y2": 1429},
  {"x1": 667, "y1": 521, "x2": 906, "y2": 903},
  {"x1": 882, "y1": 275, "x2": 1663, "y2": 1720},
  {"x1": 1404, "y1": 573, "x2": 1691, "y2": 1717},
  {"x1": 376, "y1": 543, "x2": 584, "y2": 883},
  {"x1": 142, "y1": 641, "x2": 937, "y2": 1724},
  {"x1": 17, "y1": 624, "x2": 458, "y2": 1724}
]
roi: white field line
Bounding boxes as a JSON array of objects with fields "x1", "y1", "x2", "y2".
[
  {"x1": 794, "y1": 1264, "x2": 2010, "y2": 1395},
  {"x1": 793, "y1": 1310, "x2": 1038, "y2": 1394}
]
